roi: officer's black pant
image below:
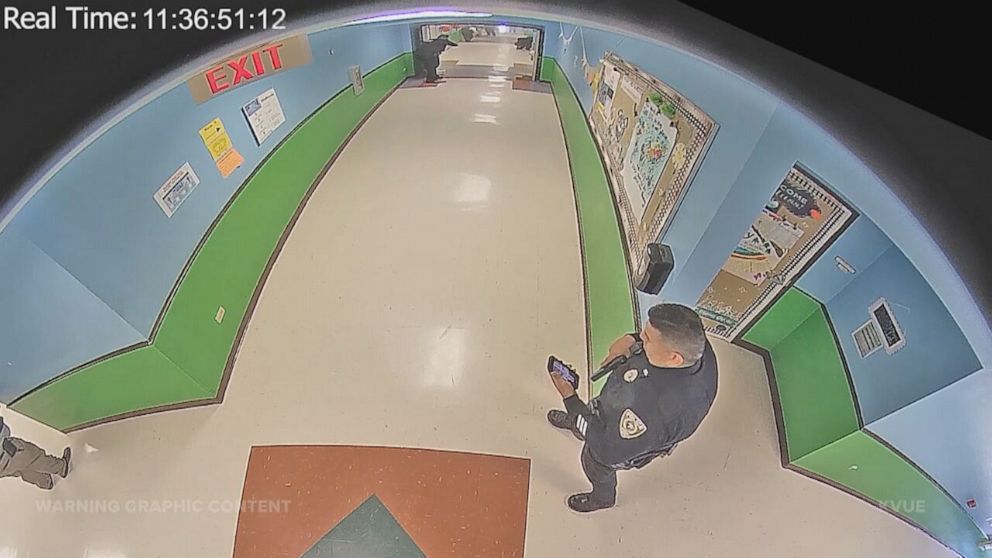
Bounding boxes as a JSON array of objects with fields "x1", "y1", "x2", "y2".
[
  {"x1": 415, "y1": 54, "x2": 441, "y2": 82},
  {"x1": 581, "y1": 445, "x2": 618, "y2": 504}
]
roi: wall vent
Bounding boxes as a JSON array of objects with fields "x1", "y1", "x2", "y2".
[
  {"x1": 853, "y1": 320, "x2": 883, "y2": 359},
  {"x1": 869, "y1": 297, "x2": 906, "y2": 354}
]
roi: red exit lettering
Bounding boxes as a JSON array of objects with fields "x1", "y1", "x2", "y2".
[{"x1": 204, "y1": 43, "x2": 286, "y2": 95}]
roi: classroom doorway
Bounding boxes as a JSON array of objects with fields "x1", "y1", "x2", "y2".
[{"x1": 696, "y1": 164, "x2": 855, "y2": 340}]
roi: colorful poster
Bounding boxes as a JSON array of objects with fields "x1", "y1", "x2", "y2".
[
  {"x1": 198, "y1": 117, "x2": 244, "y2": 178},
  {"x1": 242, "y1": 88, "x2": 286, "y2": 145},
  {"x1": 696, "y1": 165, "x2": 854, "y2": 339},
  {"x1": 620, "y1": 100, "x2": 679, "y2": 218},
  {"x1": 154, "y1": 163, "x2": 200, "y2": 218}
]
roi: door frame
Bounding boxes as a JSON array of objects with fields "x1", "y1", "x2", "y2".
[
  {"x1": 409, "y1": 22, "x2": 545, "y2": 81},
  {"x1": 701, "y1": 162, "x2": 860, "y2": 342}
]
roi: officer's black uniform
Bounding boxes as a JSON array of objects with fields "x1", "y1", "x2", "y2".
[
  {"x1": 562, "y1": 334, "x2": 718, "y2": 505},
  {"x1": 413, "y1": 37, "x2": 458, "y2": 83}
]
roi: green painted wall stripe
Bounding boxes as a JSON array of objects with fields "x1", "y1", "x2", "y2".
[
  {"x1": 543, "y1": 57, "x2": 636, "y2": 396},
  {"x1": 12, "y1": 54, "x2": 413, "y2": 430},
  {"x1": 10, "y1": 346, "x2": 213, "y2": 429},
  {"x1": 769, "y1": 304, "x2": 860, "y2": 460},
  {"x1": 741, "y1": 288, "x2": 820, "y2": 350},
  {"x1": 743, "y1": 287, "x2": 983, "y2": 556},
  {"x1": 796, "y1": 431, "x2": 985, "y2": 558}
]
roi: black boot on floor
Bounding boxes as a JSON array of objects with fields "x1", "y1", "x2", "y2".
[
  {"x1": 60, "y1": 446, "x2": 72, "y2": 478},
  {"x1": 567, "y1": 492, "x2": 615, "y2": 513},
  {"x1": 547, "y1": 410, "x2": 583, "y2": 441}
]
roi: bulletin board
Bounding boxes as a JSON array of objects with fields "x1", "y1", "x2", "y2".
[{"x1": 588, "y1": 53, "x2": 718, "y2": 272}]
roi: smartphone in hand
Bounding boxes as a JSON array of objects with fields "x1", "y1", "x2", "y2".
[{"x1": 547, "y1": 355, "x2": 580, "y2": 390}]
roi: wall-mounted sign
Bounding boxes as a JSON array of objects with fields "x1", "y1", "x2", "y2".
[
  {"x1": 154, "y1": 163, "x2": 200, "y2": 218},
  {"x1": 242, "y1": 88, "x2": 286, "y2": 145},
  {"x1": 198, "y1": 117, "x2": 244, "y2": 178},
  {"x1": 186, "y1": 35, "x2": 312, "y2": 104},
  {"x1": 349, "y1": 65, "x2": 365, "y2": 95}
]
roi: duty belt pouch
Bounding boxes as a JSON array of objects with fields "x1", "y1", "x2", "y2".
[
  {"x1": 624, "y1": 444, "x2": 677, "y2": 470},
  {"x1": 2, "y1": 438, "x2": 17, "y2": 457}
]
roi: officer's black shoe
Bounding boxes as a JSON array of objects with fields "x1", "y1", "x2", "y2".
[
  {"x1": 567, "y1": 492, "x2": 615, "y2": 513},
  {"x1": 547, "y1": 410, "x2": 583, "y2": 441}
]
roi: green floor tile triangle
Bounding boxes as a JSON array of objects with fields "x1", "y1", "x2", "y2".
[{"x1": 300, "y1": 494, "x2": 426, "y2": 558}]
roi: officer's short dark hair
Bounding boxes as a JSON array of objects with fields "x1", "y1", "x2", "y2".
[{"x1": 647, "y1": 303, "x2": 706, "y2": 366}]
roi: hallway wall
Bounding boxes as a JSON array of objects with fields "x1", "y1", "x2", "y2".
[
  {"x1": 538, "y1": 19, "x2": 990, "y2": 552},
  {"x1": 0, "y1": 24, "x2": 411, "y2": 404}
]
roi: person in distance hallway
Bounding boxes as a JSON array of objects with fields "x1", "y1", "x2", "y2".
[
  {"x1": 546, "y1": 303, "x2": 718, "y2": 512},
  {"x1": 0, "y1": 416, "x2": 71, "y2": 490},
  {"x1": 413, "y1": 34, "x2": 458, "y2": 84}
]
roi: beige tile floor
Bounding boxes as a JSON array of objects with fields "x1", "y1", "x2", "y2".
[
  {"x1": 440, "y1": 40, "x2": 536, "y2": 77},
  {"x1": 0, "y1": 79, "x2": 952, "y2": 557}
]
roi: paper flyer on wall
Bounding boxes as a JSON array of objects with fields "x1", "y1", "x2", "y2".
[
  {"x1": 242, "y1": 88, "x2": 286, "y2": 145},
  {"x1": 154, "y1": 163, "x2": 201, "y2": 218},
  {"x1": 349, "y1": 65, "x2": 365, "y2": 95},
  {"x1": 198, "y1": 117, "x2": 244, "y2": 178}
]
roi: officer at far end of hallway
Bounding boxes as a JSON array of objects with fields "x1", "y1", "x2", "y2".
[
  {"x1": 413, "y1": 34, "x2": 458, "y2": 84},
  {"x1": 546, "y1": 303, "x2": 719, "y2": 512}
]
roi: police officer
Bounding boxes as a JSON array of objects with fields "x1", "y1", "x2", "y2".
[
  {"x1": 413, "y1": 34, "x2": 458, "y2": 84},
  {"x1": 547, "y1": 303, "x2": 718, "y2": 512},
  {"x1": 0, "y1": 416, "x2": 71, "y2": 490}
]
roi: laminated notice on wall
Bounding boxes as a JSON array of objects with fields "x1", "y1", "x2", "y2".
[
  {"x1": 349, "y1": 65, "x2": 365, "y2": 95},
  {"x1": 198, "y1": 117, "x2": 244, "y2": 178},
  {"x1": 242, "y1": 88, "x2": 286, "y2": 145},
  {"x1": 154, "y1": 163, "x2": 201, "y2": 218}
]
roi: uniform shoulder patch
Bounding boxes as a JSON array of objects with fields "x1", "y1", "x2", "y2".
[{"x1": 619, "y1": 408, "x2": 648, "y2": 439}]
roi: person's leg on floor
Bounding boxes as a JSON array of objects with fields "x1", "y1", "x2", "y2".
[
  {"x1": 568, "y1": 445, "x2": 617, "y2": 512},
  {"x1": 9, "y1": 438, "x2": 69, "y2": 477},
  {"x1": 18, "y1": 470, "x2": 54, "y2": 490},
  {"x1": 425, "y1": 61, "x2": 440, "y2": 83}
]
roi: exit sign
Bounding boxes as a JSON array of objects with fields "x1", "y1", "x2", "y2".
[{"x1": 187, "y1": 35, "x2": 312, "y2": 103}]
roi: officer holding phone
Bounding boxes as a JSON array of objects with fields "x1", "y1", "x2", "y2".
[{"x1": 546, "y1": 303, "x2": 718, "y2": 512}]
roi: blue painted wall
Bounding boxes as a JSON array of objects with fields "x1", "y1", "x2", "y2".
[
  {"x1": 795, "y1": 216, "x2": 893, "y2": 304},
  {"x1": 0, "y1": 229, "x2": 144, "y2": 401},
  {"x1": 870, "y1": 367, "x2": 992, "y2": 529},
  {"x1": 0, "y1": 24, "x2": 410, "y2": 402},
  {"x1": 825, "y1": 245, "x2": 981, "y2": 423}
]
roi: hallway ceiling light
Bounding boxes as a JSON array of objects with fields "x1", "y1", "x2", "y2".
[{"x1": 342, "y1": 10, "x2": 492, "y2": 25}]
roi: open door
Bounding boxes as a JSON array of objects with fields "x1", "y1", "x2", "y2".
[
  {"x1": 697, "y1": 164, "x2": 855, "y2": 340},
  {"x1": 414, "y1": 23, "x2": 543, "y2": 81}
]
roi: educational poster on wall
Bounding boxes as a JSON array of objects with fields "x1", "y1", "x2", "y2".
[
  {"x1": 242, "y1": 88, "x2": 286, "y2": 145},
  {"x1": 198, "y1": 117, "x2": 244, "y2": 178},
  {"x1": 154, "y1": 163, "x2": 201, "y2": 218},
  {"x1": 588, "y1": 53, "x2": 718, "y2": 273},
  {"x1": 349, "y1": 65, "x2": 365, "y2": 95},
  {"x1": 696, "y1": 164, "x2": 854, "y2": 339}
]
